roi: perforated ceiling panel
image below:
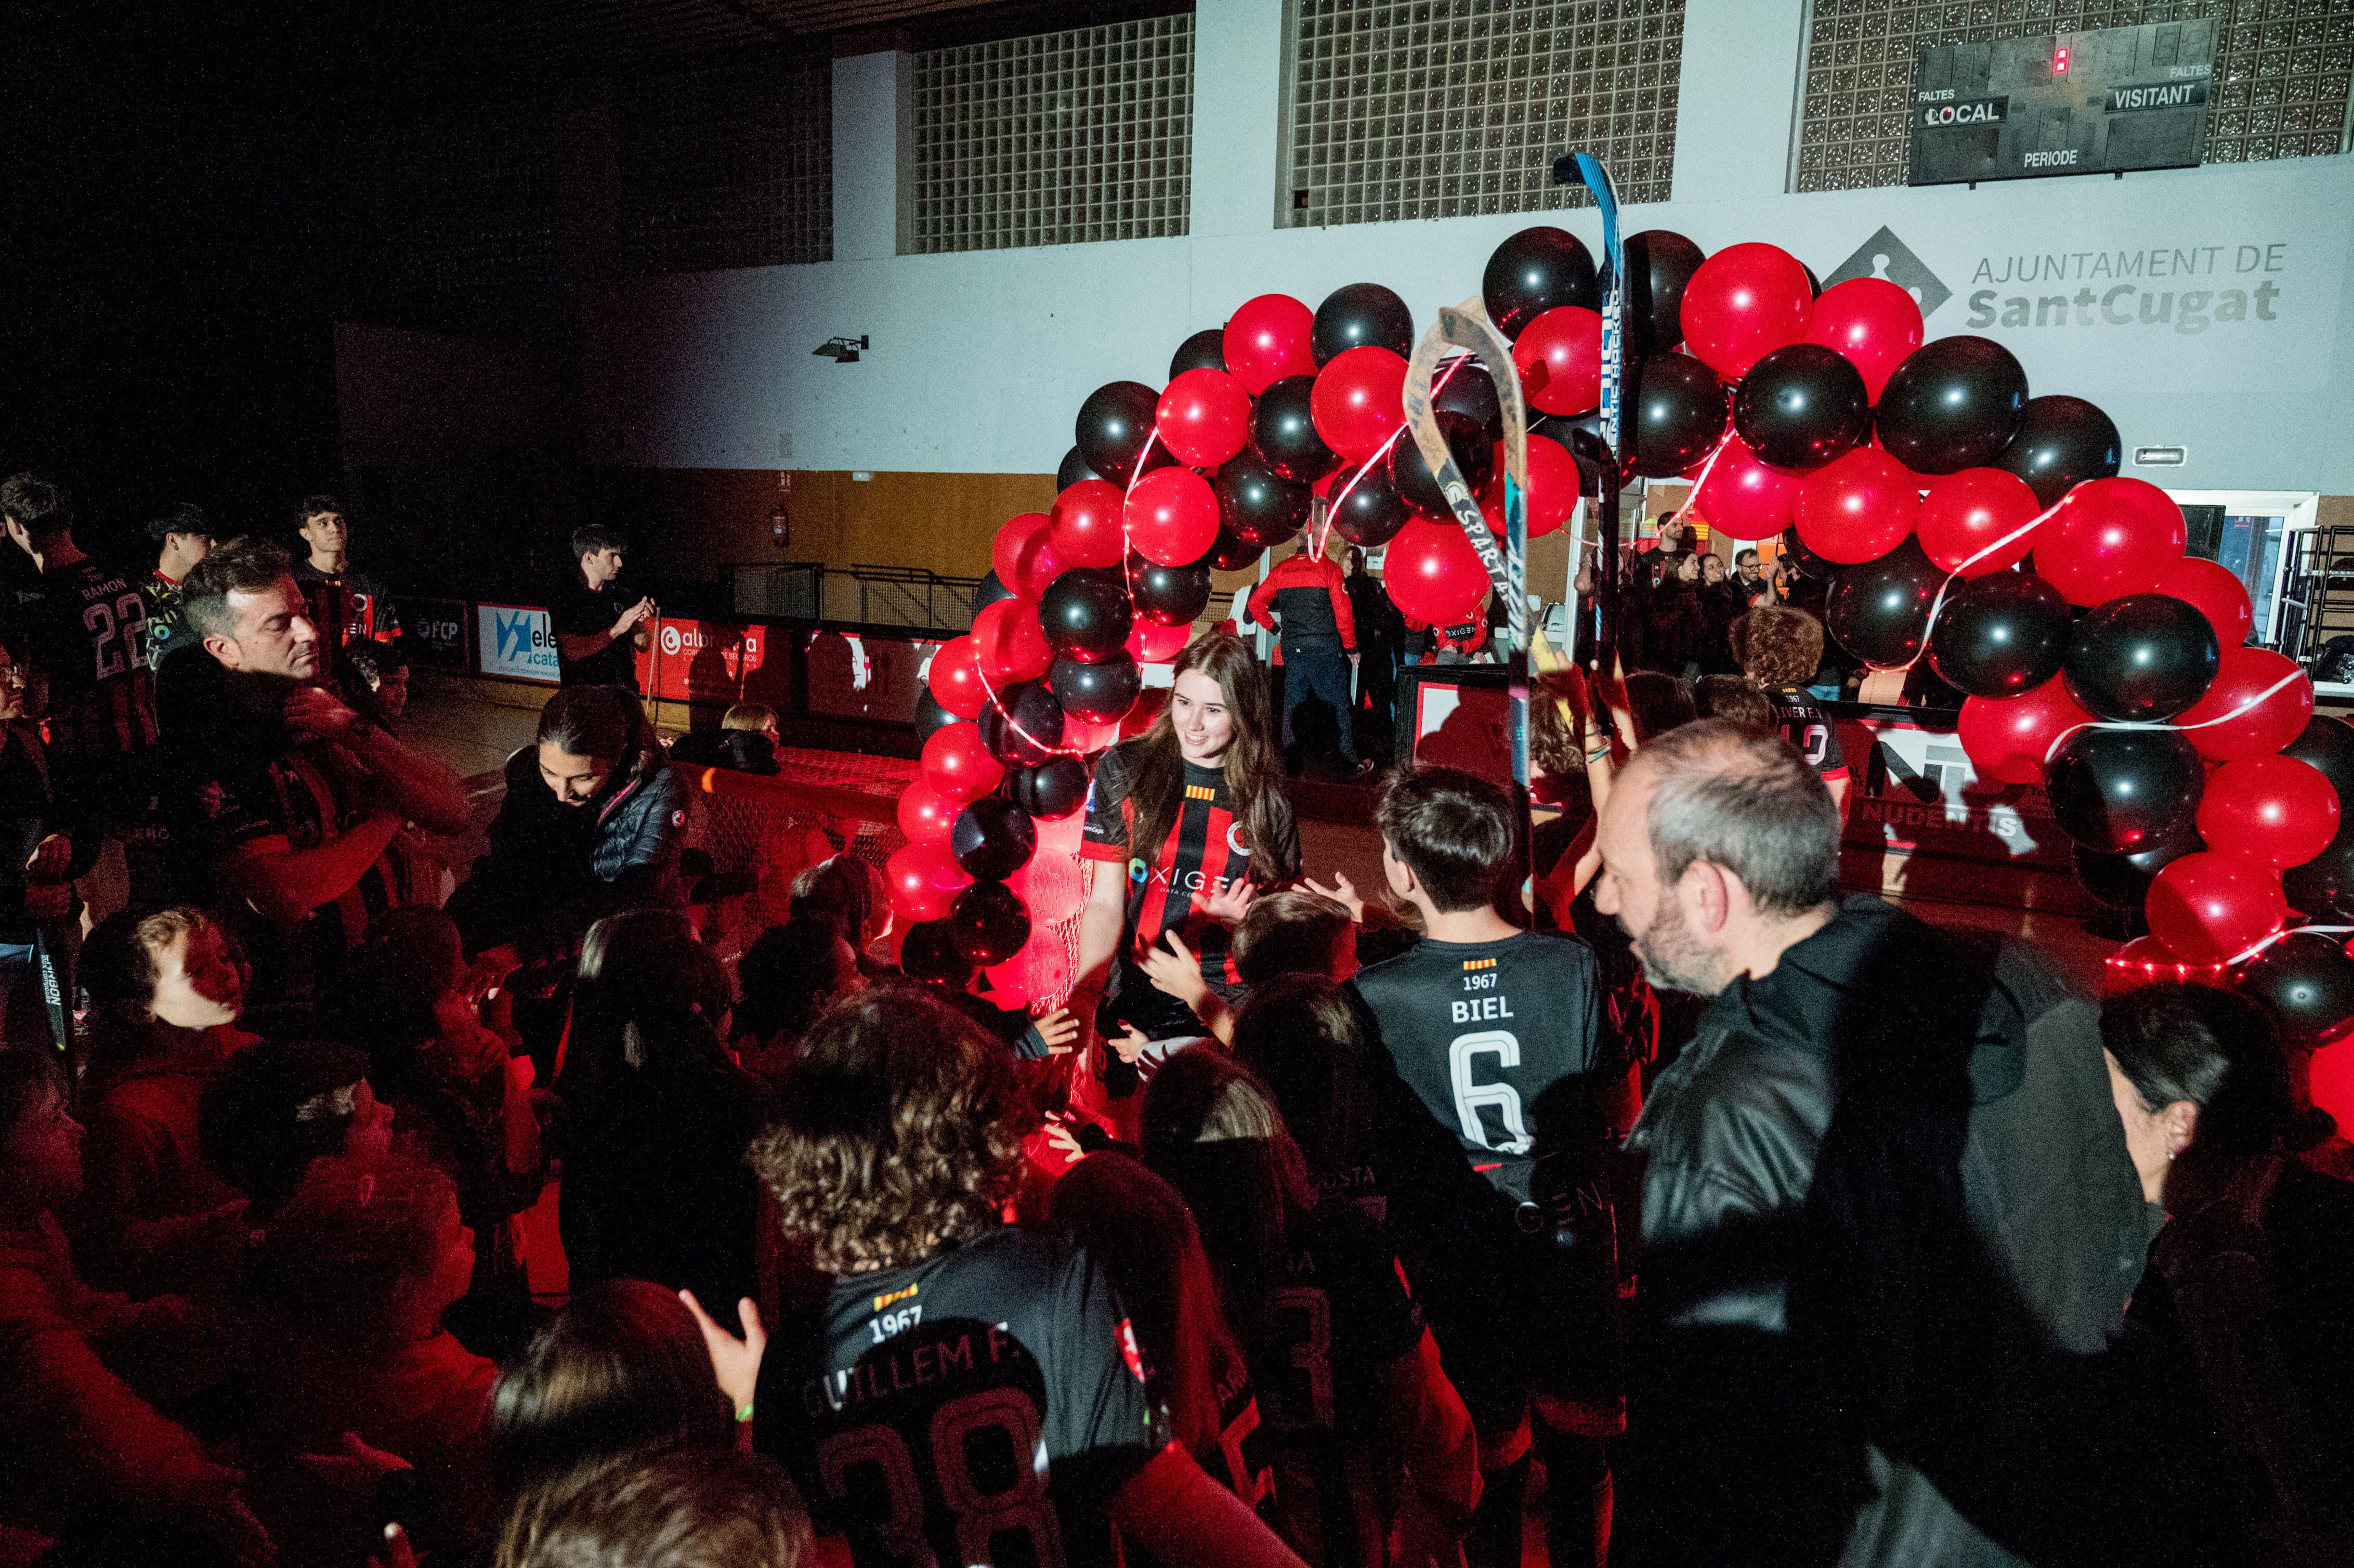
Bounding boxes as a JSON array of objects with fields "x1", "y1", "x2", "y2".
[
  {"x1": 1794, "y1": 0, "x2": 2354, "y2": 193},
  {"x1": 908, "y1": 13, "x2": 1195, "y2": 254},
  {"x1": 1285, "y1": 0, "x2": 1684, "y2": 228}
]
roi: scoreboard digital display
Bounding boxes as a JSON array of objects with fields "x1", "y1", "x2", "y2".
[{"x1": 1907, "y1": 20, "x2": 2215, "y2": 186}]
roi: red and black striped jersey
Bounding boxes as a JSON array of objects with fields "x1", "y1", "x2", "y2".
[
  {"x1": 1080, "y1": 742, "x2": 1300, "y2": 989},
  {"x1": 27, "y1": 560, "x2": 160, "y2": 773}
]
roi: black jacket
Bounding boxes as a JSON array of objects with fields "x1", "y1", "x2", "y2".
[
  {"x1": 667, "y1": 728, "x2": 780, "y2": 776},
  {"x1": 1617, "y1": 897, "x2": 2150, "y2": 1568},
  {"x1": 449, "y1": 747, "x2": 688, "y2": 958}
]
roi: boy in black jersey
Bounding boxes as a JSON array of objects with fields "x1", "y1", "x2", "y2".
[
  {"x1": 1350, "y1": 766, "x2": 1620, "y2": 1568},
  {"x1": 680, "y1": 985, "x2": 1304, "y2": 1568}
]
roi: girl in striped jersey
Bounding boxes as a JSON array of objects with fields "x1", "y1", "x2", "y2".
[{"x1": 1075, "y1": 635, "x2": 1300, "y2": 1101}]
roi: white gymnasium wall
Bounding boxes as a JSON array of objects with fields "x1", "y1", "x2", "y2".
[{"x1": 581, "y1": 0, "x2": 2354, "y2": 494}]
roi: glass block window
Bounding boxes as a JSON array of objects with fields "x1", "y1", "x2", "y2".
[
  {"x1": 909, "y1": 14, "x2": 1194, "y2": 255},
  {"x1": 1286, "y1": 0, "x2": 1685, "y2": 228},
  {"x1": 1794, "y1": 0, "x2": 2354, "y2": 193},
  {"x1": 619, "y1": 54, "x2": 833, "y2": 272}
]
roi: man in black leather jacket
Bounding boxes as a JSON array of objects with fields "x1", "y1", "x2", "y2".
[{"x1": 1591, "y1": 721, "x2": 2152, "y2": 1568}]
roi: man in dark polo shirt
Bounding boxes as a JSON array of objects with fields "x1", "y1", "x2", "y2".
[{"x1": 552, "y1": 524, "x2": 654, "y2": 690}]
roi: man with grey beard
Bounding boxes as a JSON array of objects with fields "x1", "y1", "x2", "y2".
[{"x1": 1591, "y1": 721, "x2": 2151, "y2": 1568}]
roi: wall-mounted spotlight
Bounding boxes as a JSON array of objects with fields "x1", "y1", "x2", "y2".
[{"x1": 813, "y1": 335, "x2": 869, "y2": 363}]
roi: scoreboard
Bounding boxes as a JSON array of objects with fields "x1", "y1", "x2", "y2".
[{"x1": 1907, "y1": 20, "x2": 2215, "y2": 186}]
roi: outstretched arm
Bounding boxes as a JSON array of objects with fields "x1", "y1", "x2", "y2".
[{"x1": 1108, "y1": 1444, "x2": 1307, "y2": 1568}]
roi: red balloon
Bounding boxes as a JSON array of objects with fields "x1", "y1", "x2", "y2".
[
  {"x1": 1793, "y1": 447, "x2": 1919, "y2": 565},
  {"x1": 1127, "y1": 616, "x2": 1192, "y2": 663},
  {"x1": 1223, "y1": 294, "x2": 1316, "y2": 395},
  {"x1": 1051, "y1": 480, "x2": 1129, "y2": 570},
  {"x1": 2033, "y1": 477, "x2": 2186, "y2": 607},
  {"x1": 1383, "y1": 517, "x2": 1488, "y2": 625},
  {"x1": 1121, "y1": 687, "x2": 1168, "y2": 738},
  {"x1": 2195, "y1": 754, "x2": 2340, "y2": 868},
  {"x1": 926, "y1": 635, "x2": 989, "y2": 720},
  {"x1": 1510, "y1": 306, "x2": 1602, "y2": 416},
  {"x1": 920, "y1": 720, "x2": 1004, "y2": 802},
  {"x1": 1681, "y1": 242, "x2": 1815, "y2": 378},
  {"x1": 1125, "y1": 466, "x2": 1221, "y2": 568},
  {"x1": 1957, "y1": 675, "x2": 2094, "y2": 785},
  {"x1": 896, "y1": 779, "x2": 959, "y2": 845},
  {"x1": 971, "y1": 597, "x2": 1051, "y2": 684},
  {"x1": 1157, "y1": 368, "x2": 1252, "y2": 468},
  {"x1": 1692, "y1": 431, "x2": 1801, "y2": 542},
  {"x1": 992, "y1": 512, "x2": 1058, "y2": 599},
  {"x1": 2173, "y1": 646, "x2": 2316, "y2": 761},
  {"x1": 1801, "y1": 278, "x2": 1925, "y2": 402},
  {"x1": 2156, "y1": 556, "x2": 2254, "y2": 651},
  {"x1": 885, "y1": 841, "x2": 973, "y2": 923},
  {"x1": 1917, "y1": 467, "x2": 2041, "y2": 577},
  {"x1": 1479, "y1": 433, "x2": 1579, "y2": 540},
  {"x1": 2146, "y1": 852, "x2": 2286, "y2": 964},
  {"x1": 1310, "y1": 346, "x2": 1409, "y2": 463}
]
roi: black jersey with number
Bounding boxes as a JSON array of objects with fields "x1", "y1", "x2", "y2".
[
  {"x1": 1769, "y1": 690, "x2": 1848, "y2": 782},
  {"x1": 755, "y1": 1224, "x2": 1160, "y2": 1568},
  {"x1": 1350, "y1": 930, "x2": 1601, "y2": 1207},
  {"x1": 30, "y1": 560, "x2": 160, "y2": 778}
]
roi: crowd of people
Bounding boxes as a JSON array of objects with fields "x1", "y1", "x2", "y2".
[{"x1": 1, "y1": 468, "x2": 2348, "y2": 1568}]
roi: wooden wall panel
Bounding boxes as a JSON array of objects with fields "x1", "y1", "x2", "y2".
[{"x1": 592, "y1": 467, "x2": 1059, "y2": 581}]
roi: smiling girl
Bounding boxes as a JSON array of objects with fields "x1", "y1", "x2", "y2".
[{"x1": 1075, "y1": 633, "x2": 1300, "y2": 1089}]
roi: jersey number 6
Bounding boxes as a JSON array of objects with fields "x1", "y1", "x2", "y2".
[{"x1": 1449, "y1": 1029, "x2": 1532, "y2": 1156}]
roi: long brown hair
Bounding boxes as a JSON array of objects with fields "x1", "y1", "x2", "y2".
[{"x1": 1122, "y1": 632, "x2": 1288, "y2": 886}]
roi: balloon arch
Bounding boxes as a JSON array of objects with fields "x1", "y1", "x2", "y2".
[{"x1": 892, "y1": 223, "x2": 2354, "y2": 1051}]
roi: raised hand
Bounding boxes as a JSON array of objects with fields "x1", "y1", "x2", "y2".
[
  {"x1": 1031, "y1": 1007, "x2": 1081, "y2": 1055},
  {"x1": 1301, "y1": 871, "x2": 1366, "y2": 924},
  {"x1": 1198, "y1": 877, "x2": 1256, "y2": 926},
  {"x1": 678, "y1": 1289, "x2": 766, "y2": 1415}
]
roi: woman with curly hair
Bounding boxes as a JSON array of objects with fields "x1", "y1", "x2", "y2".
[{"x1": 682, "y1": 982, "x2": 1306, "y2": 1568}]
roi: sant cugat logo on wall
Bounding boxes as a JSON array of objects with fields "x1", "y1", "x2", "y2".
[
  {"x1": 1825, "y1": 226, "x2": 1953, "y2": 319},
  {"x1": 1960, "y1": 240, "x2": 2290, "y2": 336}
]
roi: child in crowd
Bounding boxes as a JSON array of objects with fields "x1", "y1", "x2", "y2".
[
  {"x1": 669, "y1": 703, "x2": 783, "y2": 776},
  {"x1": 201, "y1": 1036, "x2": 397, "y2": 1221},
  {"x1": 75, "y1": 906, "x2": 259, "y2": 1294},
  {"x1": 1141, "y1": 1049, "x2": 1480, "y2": 1568},
  {"x1": 1350, "y1": 766, "x2": 1620, "y2": 1568},
  {"x1": 490, "y1": 1279, "x2": 740, "y2": 1566},
  {"x1": 497, "y1": 1447, "x2": 809, "y2": 1568},
  {"x1": 0, "y1": 1048, "x2": 271, "y2": 1568},
  {"x1": 1732, "y1": 605, "x2": 1850, "y2": 812},
  {"x1": 1688, "y1": 672, "x2": 1774, "y2": 730},
  {"x1": 242, "y1": 1158, "x2": 496, "y2": 1567},
  {"x1": 1135, "y1": 886, "x2": 1359, "y2": 1049},
  {"x1": 679, "y1": 983, "x2": 1308, "y2": 1568}
]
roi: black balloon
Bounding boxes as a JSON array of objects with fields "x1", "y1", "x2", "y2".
[
  {"x1": 977, "y1": 680, "x2": 1065, "y2": 769},
  {"x1": 1013, "y1": 755, "x2": 1091, "y2": 819},
  {"x1": 1482, "y1": 226, "x2": 1599, "y2": 341},
  {"x1": 2061, "y1": 594, "x2": 2220, "y2": 722},
  {"x1": 947, "y1": 881, "x2": 1030, "y2": 966},
  {"x1": 1037, "y1": 568, "x2": 1133, "y2": 664},
  {"x1": 1624, "y1": 355, "x2": 1729, "y2": 478},
  {"x1": 1050, "y1": 652, "x2": 1143, "y2": 724},
  {"x1": 1732, "y1": 344, "x2": 1871, "y2": 471},
  {"x1": 1076, "y1": 380, "x2": 1167, "y2": 487},
  {"x1": 2234, "y1": 932, "x2": 2354, "y2": 1045},
  {"x1": 899, "y1": 919, "x2": 971, "y2": 983},
  {"x1": 1434, "y1": 360, "x2": 1504, "y2": 443},
  {"x1": 1249, "y1": 375, "x2": 1341, "y2": 485},
  {"x1": 2073, "y1": 833, "x2": 2199, "y2": 911},
  {"x1": 973, "y1": 569, "x2": 1014, "y2": 613},
  {"x1": 1312, "y1": 282, "x2": 1413, "y2": 365},
  {"x1": 1214, "y1": 451, "x2": 1313, "y2": 548},
  {"x1": 1777, "y1": 524, "x2": 1836, "y2": 581},
  {"x1": 1926, "y1": 571, "x2": 2070, "y2": 698},
  {"x1": 2281, "y1": 716, "x2": 2354, "y2": 805},
  {"x1": 1620, "y1": 229, "x2": 1705, "y2": 354},
  {"x1": 1389, "y1": 410, "x2": 1494, "y2": 521},
  {"x1": 1128, "y1": 552, "x2": 1212, "y2": 626},
  {"x1": 913, "y1": 687, "x2": 958, "y2": 746},
  {"x1": 1206, "y1": 529, "x2": 1263, "y2": 571},
  {"x1": 1826, "y1": 539, "x2": 1943, "y2": 669},
  {"x1": 2044, "y1": 725, "x2": 2205, "y2": 854},
  {"x1": 1873, "y1": 337, "x2": 2029, "y2": 474},
  {"x1": 1056, "y1": 445, "x2": 1105, "y2": 490},
  {"x1": 1327, "y1": 459, "x2": 1416, "y2": 548},
  {"x1": 1169, "y1": 328, "x2": 1228, "y2": 379},
  {"x1": 1994, "y1": 395, "x2": 2121, "y2": 508},
  {"x1": 950, "y1": 796, "x2": 1037, "y2": 882},
  {"x1": 2286, "y1": 835, "x2": 2354, "y2": 921}
]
